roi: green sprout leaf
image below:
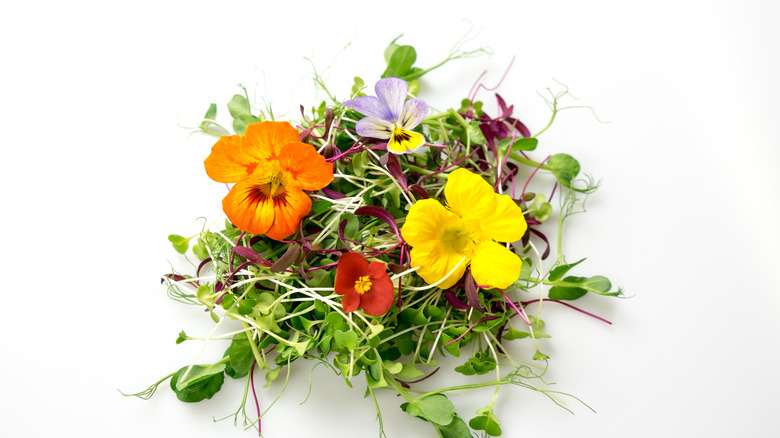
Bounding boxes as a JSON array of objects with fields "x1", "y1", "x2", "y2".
[
  {"x1": 170, "y1": 364, "x2": 226, "y2": 402},
  {"x1": 402, "y1": 394, "x2": 456, "y2": 426},
  {"x1": 547, "y1": 153, "x2": 581, "y2": 188},
  {"x1": 168, "y1": 234, "x2": 190, "y2": 254}
]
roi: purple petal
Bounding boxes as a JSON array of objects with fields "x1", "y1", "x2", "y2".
[
  {"x1": 398, "y1": 99, "x2": 428, "y2": 130},
  {"x1": 375, "y1": 78, "x2": 408, "y2": 121},
  {"x1": 356, "y1": 117, "x2": 393, "y2": 140},
  {"x1": 344, "y1": 96, "x2": 392, "y2": 120}
]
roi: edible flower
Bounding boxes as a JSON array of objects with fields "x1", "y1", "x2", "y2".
[
  {"x1": 401, "y1": 168, "x2": 527, "y2": 289},
  {"x1": 334, "y1": 252, "x2": 394, "y2": 315},
  {"x1": 204, "y1": 121, "x2": 333, "y2": 240},
  {"x1": 344, "y1": 77, "x2": 428, "y2": 154}
]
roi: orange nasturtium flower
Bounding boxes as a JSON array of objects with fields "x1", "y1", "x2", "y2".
[
  {"x1": 334, "y1": 252, "x2": 394, "y2": 316},
  {"x1": 401, "y1": 168, "x2": 528, "y2": 290},
  {"x1": 204, "y1": 121, "x2": 333, "y2": 240}
]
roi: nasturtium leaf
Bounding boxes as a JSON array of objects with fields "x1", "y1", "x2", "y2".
[
  {"x1": 548, "y1": 258, "x2": 586, "y2": 282},
  {"x1": 168, "y1": 234, "x2": 189, "y2": 254},
  {"x1": 403, "y1": 394, "x2": 456, "y2": 426},
  {"x1": 547, "y1": 153, "x2": 581, "y2": 188},
  {"x1": 334, "y1": 329, "x2": 359, "y2": 351}
]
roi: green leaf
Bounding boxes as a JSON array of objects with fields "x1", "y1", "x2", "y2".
[
  {"x1": 203, "y1": 103, "x2": 217, "y2": 120},
  {"x1": 311, "y1": 200, "x2": 333, "y2": 214},
  {"x1": 548, "y1": 258, "x2": 586, "y2": 282},
  {"x1": 168, "y1": 234, "x2": 190, "y2": 254},
  {"x1": 547, "y1": 153, "x2": 580, "y2": 188},
  {"x1": 334, "y1": 329, "x2": 359, "y2": 351},
  {"x1": 576, "y1": 275, "x2": 612, "y2": 293},
  {"x1": 498, "y1": 136, "x2": 537, "y2": 152},
  {"x1": 264, "y1": 367, "x2": 281, "y2": 387},
  {"x1": 227, "y1": 94, "x2": 251, "y2": 118},
  {"x1": 548, "y1": 284, "x2": 587, "y2": 301},
  {"x1": 469, "y1": 410, "x2": 502, "y2": 436},
  {"x1": 170, "y1": 365, "x2": 225, "y2": 402},
  {"x1": 342, "y1": 213, "x2": 360, "y2": 241},
  {"x1": 228, "y1": 334, "x2": 254, "y2": 377},
  {"x1": 533, "y1": 350, "x2": 550, "y2": 361},
  {"x1": 233, "y1": 113, "x2": 262, "y2": 136},
  {"x1": 382, "y1": 45, "x2": 417, "y2": 79},
  {"x1": 403, "y1": 394, "x2": 456, "y2": 426},
  {"x1": 191, "y1": 242, "x2": 209, "y2": 261},
  {"x1": 502, "y1": 328, "x2": 529, "y2": 340},
  {"x1": 434, "y1": 415, "x2": 472, "y2": 438},
  {"x1": 175, "y1": 330, "x2": 188, "y2": 344},
  {"x1": 395, "y1": 362, "x2": 425, "y2": 379},
  {"x1": 351, "y1": 76, "x2": 365, "y2": 96}
]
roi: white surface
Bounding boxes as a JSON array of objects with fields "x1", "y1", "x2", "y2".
[{"x1": 2, "y1": 1, "x2": 779, "y2": 437}]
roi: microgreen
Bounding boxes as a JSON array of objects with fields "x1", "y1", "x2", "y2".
[{"x1": 125, "y1": 34, "x2": 624, "y2": 438}]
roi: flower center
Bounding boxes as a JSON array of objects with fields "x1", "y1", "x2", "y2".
[
  {"x1": 249, "y1": 164, "x2": 291, "y2": 201},
  {"x1": 440, "y1": 222, "x2": 474, "y2": 255},
  {"x1": 354, "y1": 275, "x2": 372, "y2": 294},
  {"x1": 390, "y1": 126, "x2": 412, "y2": 143}
]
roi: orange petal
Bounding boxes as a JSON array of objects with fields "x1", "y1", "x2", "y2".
[
  {"x1": 264, "y1": 188, "x2": 312, "y2": 240},
  {"x1": 222, "y1": 180, "x2": 275, "y2": 235},
  {"x1": 277, "y1": 142, "x2": 334, "y2": 190},
  {"x1": 243, "y1": 121, "x2": 301, "y2": 159},
  {"x1": 204, "y1": 134, "x2": 266, "y2": 183}
]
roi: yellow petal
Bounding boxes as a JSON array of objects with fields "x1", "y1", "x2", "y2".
[
  {"x1": 470, "y1": 241, "x2": 522, "y2": 289},
  {"x1": 387, "y1": 127, "x2": 425, "y2": 154},
  {"x1": 409, "y1": 241, "x2": 468, "y2": 290},
  {"x1": 479, "y1": 194, "x2": 528, "y2": 243},
  {"x1": 401, "y1": 199, "x2": 455, "y2": 247},
  {"x1": 444, "y1": 168, "x2": 497, "y2": 221}
]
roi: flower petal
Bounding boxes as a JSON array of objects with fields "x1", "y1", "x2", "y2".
[
  {"x1": 375, "y1": 78, "x2": 408, "y2": 121},
  {"x1": 401, "y1": 199, "x2": 454, "y2": 247},
  {"x1": 344, "y1": 96, "x2": 393, "y2": 120},
  {"x1": 222, "y1": 180, "x2": 275, "y2": 235},
  {"x1": 264, "y1": 188, "x2": 312, "y2": 240},
  {"x1": 204, "y1": 134, "x2": 266, "y2": 183},
  {"x1": 470, "y1": 240, "x2": 522, "y2": 289},
  {"x1": 341, "y1": 290, "x2": 360, "y2": 313},
  {"x1": 409, "y1": 240, "x2": 468, "y2": 290},
  {"x1": 356, "y1": 117, "x2": 394, "y2": 140},
  {"x1": 388, "y1": 128, "x2": 425, "y2": 154},
  {"x1": 277, "y1": 142, "x2": 334, "y2": 191},
  {"x1": 335, "y1": 252, "x2": 370, "y2": 296},
  {"x1": 398, "y1": 99, "x2": 428, "y2": 130},
  {"x1": 479, "y1": 194, "x2": 528, "y2": 243},
  {"x1": 444, "y1": 168, "x2": 497, "y2": 221},
  {"x1": 243, "y1": 121, "x2": 301, "y2": 159},
  {"x1": 360, "y1": 261, "x2": 394, "y2": 315}
]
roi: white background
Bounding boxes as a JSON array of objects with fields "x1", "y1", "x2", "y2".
[{"x1": 2, "y1": 1, "x2": 779, "y2": 437}]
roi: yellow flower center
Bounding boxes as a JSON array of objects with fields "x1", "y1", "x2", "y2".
[
  {"x1": 250, "y1": 163, "x2": 292, "y2": 200},
  {"x1": 354, "y1": 275, "x2": 372, "y2": 295},
  {"x1": 440, "y1": 221, "x2": 475, "y2": 255}
]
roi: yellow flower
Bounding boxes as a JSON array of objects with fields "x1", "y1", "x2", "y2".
[{"x1": 401, "y1": 168, "x2": 527, "y2": 289}]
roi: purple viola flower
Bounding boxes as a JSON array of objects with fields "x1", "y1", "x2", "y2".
[{"x1": 344, "y1": 78, "x2": 428, "y2": 154}]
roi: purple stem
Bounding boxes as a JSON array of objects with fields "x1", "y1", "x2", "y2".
[
  {"x1": 521, "y1": 155, "x2": 551, "y2": 199},
  {"x1": 249, "y1": 361, "x2": 261, "y2": 435},
  {"x1": 497, "y1": 289, "x2": 531, "y2": 326},
  {"x1": 522, "y1": 299, "x2": 613, "y2": 325}
]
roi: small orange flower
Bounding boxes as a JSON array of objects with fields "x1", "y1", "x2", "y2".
[
  {"x1": 334, "y1": 252, "x2": 394, "y2": 316},
  {"x1": 204, "y1": 121, "x2": 333, "y2": 240}
]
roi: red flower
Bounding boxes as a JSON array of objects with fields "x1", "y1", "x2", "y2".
[{"x1": 334, "y1": 253, "x2": 394, "y2": 316}]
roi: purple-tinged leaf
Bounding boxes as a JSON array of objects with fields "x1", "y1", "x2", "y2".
[
  {"x1": 380, "y1": 152, "x2": 408, "y2": 191},
  {"x1": 496, "y1": 94, "x2": 512, "y2": 118},
  {"x1": 355, "y1": 205, "x2": 402, "y2": 239},
  {"x1": 445, "y1": 290, "x2": 470, "y2": 310},
  {"x1": 323, "y1": 107, "x2": 334, "y2": 137},
  {"x1": 464, "y1": 270, "x2": 485, "y2": 312},
  {"x1": 321, "y1": 187, "x2": 346, "y2": 199},
  {"x1": 409, "y1": 184, "x2": 429, "y2": 199},
  {"x1": 233, "y1": 246, "x2": 263, "y2": 263},
  {"x1": 270, "y1": 242, "x2": 303, "y2": 273}
]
